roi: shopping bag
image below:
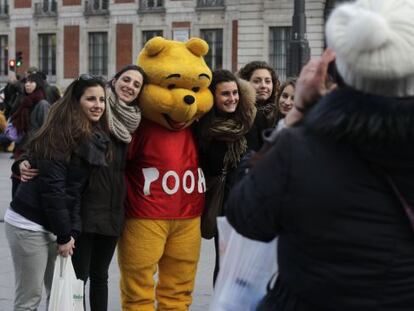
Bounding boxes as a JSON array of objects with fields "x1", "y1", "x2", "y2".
[
  {"x1": 209, "y1": 217, "x2": 278, "y2": 311},
  {"x1": 48, "y1": 255, "x2": 84, "y2": 311}
]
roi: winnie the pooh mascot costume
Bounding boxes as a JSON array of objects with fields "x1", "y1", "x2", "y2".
[{"x1": 118, "y1": 37, "x2": 213, "y2": 311}]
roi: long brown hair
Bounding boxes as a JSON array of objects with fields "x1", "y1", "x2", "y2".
[{"x1": 29, "y1": 74, "x2": 109, "y2": 161}]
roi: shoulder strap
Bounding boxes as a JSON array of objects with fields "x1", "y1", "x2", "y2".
[{"x1": 382, "y1": 172, "x2": 414, "y2": 232}]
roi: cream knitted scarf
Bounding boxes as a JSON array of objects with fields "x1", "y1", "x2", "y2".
[{"x1": 106, "y1": 87, "x2": 141, "y2": 143}]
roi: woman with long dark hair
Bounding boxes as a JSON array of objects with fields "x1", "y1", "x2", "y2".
[
  {"x1": 70, "y1": 65, "x2": 146, "y2": 311},
  {"x1": 17, "y1": 65, "x2": 146, "y2": 310},
  {"x1": 197, "y1": 69, "x2": 257, "y2": 283},
  {"x1": 5, "y1": 74, "x2": 109, "y2": 311}
]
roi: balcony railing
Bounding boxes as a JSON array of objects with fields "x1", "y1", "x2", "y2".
[
  {"x1": 196, "y1": 0, "x2": 224, "y2": 8},
  {"x1": 84, "y1": 0, "x2": 109, "y2": 16},
  {"x1": 0, "y1": 4, "x2": 9, "y2": 18},
  {"x1": 138, "y1": 0, "x2": 165, "y2": 13},
  {"x1": 34, "y1": 1, "x2": 57, "y2": 17}
]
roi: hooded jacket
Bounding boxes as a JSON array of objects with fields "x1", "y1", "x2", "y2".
[{"x1": 226, "y1": 87, "x2": 414, "y2": 310}]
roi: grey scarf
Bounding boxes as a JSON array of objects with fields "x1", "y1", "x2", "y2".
[{"x1": 106, "y1": 87, "x2": 141, "y2": 143}]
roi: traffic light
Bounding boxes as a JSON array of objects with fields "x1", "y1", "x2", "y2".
[
  {"x1": 8, "y1": 59, "x2": 16, "y2": 71},
  {"x1": 16, "y1": 51, "x2": 23, "y2": 67}
]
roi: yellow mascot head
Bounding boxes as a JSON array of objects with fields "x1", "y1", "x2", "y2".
[{"x1": 137, "y1": 36, "x2": 213, "y2": 130}]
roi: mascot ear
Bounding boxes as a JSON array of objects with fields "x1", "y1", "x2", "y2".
[
  {"x1": 186, "y1": 38, "x2": 209, "y2": 57},
  {"x1": 144, "y1": 36, "x2": 166, "y2": 56}
]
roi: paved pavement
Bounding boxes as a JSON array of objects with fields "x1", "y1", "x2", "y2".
[{"x1": 0, "y1": 152, "x2": 214, "y2": 311}]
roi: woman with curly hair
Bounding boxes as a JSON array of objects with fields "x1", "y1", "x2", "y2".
[{"x1": 238, "y1": 61, "x2": 281, "y2": 129}]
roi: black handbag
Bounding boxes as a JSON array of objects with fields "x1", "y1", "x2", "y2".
[{"x1": 201, "y1": 166, "x2": 227, "y2": 239}]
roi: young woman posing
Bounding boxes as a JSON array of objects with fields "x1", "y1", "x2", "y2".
[
  {"x1": 276, "y1": 78, "x2": 296, "y2": 122},
  {"x1": 238, "y1": 61, "x2": 281, "y2": 133},
  {"x1": 70, "y1": 65, "x2": 146, "y2": 311},
  {"x1": 18, "y1": 65, "x2": 146, "y2": 310},
  {"x1": 197, "y1": 69, "x2": 257, "y2": 283},
  {"x1": 5, "y1": 74, "x2": 109, "y2": 310}
]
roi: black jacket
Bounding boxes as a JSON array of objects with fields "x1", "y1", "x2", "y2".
[
  {"x1": 80, "y1": 135, "x2": 128, "y2": 236},
  {"x1": 11, "y1": 132, "x2": 109, "y2": 244},
  {"x1": 226, "y1": 88, "x2": 414, "y2": 310}
]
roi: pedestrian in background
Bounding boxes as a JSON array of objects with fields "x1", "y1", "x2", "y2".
[
  {"x1": 9, "y1": 72, "x2": 50, "y2": 197},
  {"x1": 5, "y1": 74, "x2": 109, "y2": 311},
  {"x1": 226, "y1": 0, "x2": 414, "y2": 310}
]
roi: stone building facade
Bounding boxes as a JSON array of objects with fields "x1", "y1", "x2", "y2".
[{"x1": 0, "y1": 0, "x2": 347, "y2": 87}]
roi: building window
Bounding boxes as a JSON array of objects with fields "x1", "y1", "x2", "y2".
[
  {"x1": 38, "y1": 34, "x2": 56, "y2": 76},
  {"x1": 139, "y1": 0, "x2": 163, "y2": 10},
  {"x1": 90, "y1": 0, "x2": 108, "y2": 10},
  {"x1": 34, "y1": 0, "x2": 57, "y2": 15},
  {"x1": 88, "y1": 32, "x2": 108, "y2": 76},
  {"x1": 142, "y1": 30, "x2": 163, "y2": 47},
  {"x1": 0, "y1": 35, "x2": 7, "y2": 76},
  {"x1": 0, "y1": 0, "x2": 9, "y2": 16},
  {"x1": 85, "y1": 0, "x2": 109, "y2": 15},
  {"x1": 269, "y1": 27, "x2": 291, "y2": 82},
  {"x1": 197, "y1": 0, "x2": 224, "y2": 7},
  {"x1": 200, "y1": 29, "x2": 223, "y2": 70}
]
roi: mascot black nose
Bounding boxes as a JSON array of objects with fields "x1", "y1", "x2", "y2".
[{"x1": 183, "y1": 95, "x2": 195, "y2": 105}]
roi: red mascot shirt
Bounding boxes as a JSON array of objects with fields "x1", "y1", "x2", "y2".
[{"x1": 125, "y1": 118, "x2": 206, "y2": 219}]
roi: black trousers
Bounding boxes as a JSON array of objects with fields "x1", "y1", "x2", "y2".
[{"x1": 72, "y1": 233, "x2": 118, "y2": 311}]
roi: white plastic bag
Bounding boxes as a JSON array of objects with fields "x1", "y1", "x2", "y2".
[
  {"x1": 48, "y1": 255, "x2": 84, "y2": 311},
  {"x1": 209, "y1": 217, "x2": 278, "y2": 311}
]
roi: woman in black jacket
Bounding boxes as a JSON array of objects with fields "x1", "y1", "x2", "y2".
[
  {"x1": 4, "y1": 74, "x2": 109, "y2": 311},
  {"x1": 226, "y1": 1, "x2": 414, "y2": 310},
  {"x1": 71, "y1": 65, "x2": 145, "y2": 311},
  {"x1": 17, "y1": 65, "x2": 146, "y2": 310},
  {"x1": 197, "y1": 69, "x2": 257, "y2": 283}
]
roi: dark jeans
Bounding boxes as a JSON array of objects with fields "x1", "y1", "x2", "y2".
[{"x1": 72, "y1": 233, "x2": 118, "y2": 311}]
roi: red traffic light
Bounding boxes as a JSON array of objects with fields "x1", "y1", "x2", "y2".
[{"x1": 9, "y1": 59, "x2": 16, "y2": 67}]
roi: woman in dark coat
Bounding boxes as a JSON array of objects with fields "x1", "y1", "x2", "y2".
[
  {"x1": 197, "y1": 69, "x2": 257, "y2": 283},
  {"x1": 226, "y1": 1, "x2": 414, "y2": 310},
  {"x1": 17, "y1": 65, "x2": 146, "y2": 310},
  {"x1": 70, "y1": 65, "x2": 145, "y2": 311},
  {"x1": 5, "y1": 74, "x2": 109, "y2": 311}
]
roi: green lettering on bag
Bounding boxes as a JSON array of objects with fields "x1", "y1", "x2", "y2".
[{"x1": 73, "y1": 294, "x2": 83, "y2": 300}]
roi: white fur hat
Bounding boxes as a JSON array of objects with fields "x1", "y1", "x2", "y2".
[{"x1": 326, "y1": 0, "x2": 414, "y2": 97}]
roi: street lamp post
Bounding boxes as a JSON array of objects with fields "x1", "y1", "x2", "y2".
[{"x1": 288, "y1": 0, "x2": 310, "y2": 77}]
